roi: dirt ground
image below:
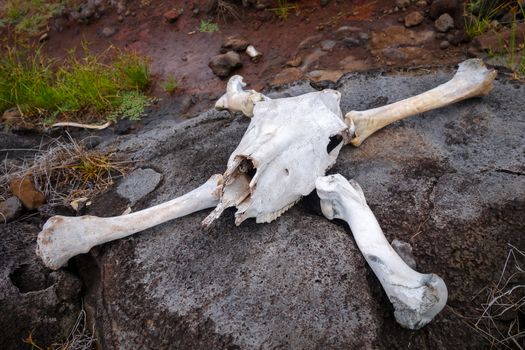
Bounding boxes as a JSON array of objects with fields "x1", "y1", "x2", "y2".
[{"x1": 41, "y1": 0, "x2": 468, "y2": 113}]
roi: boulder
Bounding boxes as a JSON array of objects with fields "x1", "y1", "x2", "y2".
[
  {"x1": 208, "y1": 51, "x2": 243, "y2": 78},
  {"x1": 81, "y1": 69, "x2": 525, "y2": 349},
  {"x1": 0, "y1": 222, "x2": 82, "y2": 349}
]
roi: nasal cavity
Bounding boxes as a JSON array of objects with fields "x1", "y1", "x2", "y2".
[
  {"x1": 327, "y1": 134, "x2": 343, "y2": 154},
  {"x1": 239, "y1": 158, "x2": 256, "y2": 179}
]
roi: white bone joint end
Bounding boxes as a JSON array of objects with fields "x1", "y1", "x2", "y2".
[
  {"x1": 36, "y1": 174, "x2": 223, "y2": 270},
  {"x1": 215, "y1": 75, "x2": 267, "y2": 117},
  {"x1": 316, "y1": 174, "x2": 448, "y2": 329}
]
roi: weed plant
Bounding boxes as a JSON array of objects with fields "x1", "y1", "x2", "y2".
[
  {"x1": 0, "y1": 44, "x2": 151, "y2": 127},
  {"x1": 0, "y1": 0, "x2": 69, "y2": 36},
  {"x1": 199, "y1": 19, "x2": 219, "y2": 33},
  {"x1": 162, "y1": 74, "x2": 179, "y2": 94}
]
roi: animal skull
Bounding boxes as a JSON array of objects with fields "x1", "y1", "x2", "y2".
[{"x1": 203, "y1": 89, "x2": 351, "y2": 226}]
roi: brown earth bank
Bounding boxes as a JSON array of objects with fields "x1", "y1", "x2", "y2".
[
  {"x1": 36, "y1": 0, "x2": 470, "y2": 115},
  {"x1": 1, "y1": 65, "x2": 524, "y2": 349}
]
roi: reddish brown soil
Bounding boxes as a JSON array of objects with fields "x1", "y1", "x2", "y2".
[{"x1": 42, "y1": 0, "x2": 467, "y2": 110}]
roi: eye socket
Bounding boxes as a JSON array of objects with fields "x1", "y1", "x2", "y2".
[
  {"x1": 327, "y1": 134, "x2": 343, "y2": 154},
  {"x1": 284, "y1": 168, "x2": 289, "y2": 175}
]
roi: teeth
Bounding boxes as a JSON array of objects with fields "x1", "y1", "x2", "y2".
[{"x1": 255, "y1": 199, "x2": 300, "y2": 224}]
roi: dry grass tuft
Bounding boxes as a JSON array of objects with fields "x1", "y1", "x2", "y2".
[
  {"x1": 24, "y1": 305, "x2": 96, "y2": 350},
  {"x1": 451, "y1": 244, "x2": 524, "y2": 349},
  {"x1": 1, "y1": 135, "x2": 132, "y2": 206}
]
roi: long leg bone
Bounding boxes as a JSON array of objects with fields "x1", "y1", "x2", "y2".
[
  {"x1": 316, "y1": 174, "x2": 448, "y2": 329},
  {"x1": 346, "y1": 59, "x2": 497, "y2": 146},
  {"x1": 215, "y1": 75, "x2": 268, "y2": 117},
  {"x1": 36, "y1": 174, "x2": 223, "y2": 270}
]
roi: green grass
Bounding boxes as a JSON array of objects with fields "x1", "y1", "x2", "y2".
[
  {"x1": 0, "y1": 44, "x2": 152, "y2": 127},
  {"x1": 198, "y1": 19, "x2": 219, "y2": 33},
  {"x1": 464, "y1": 0, "x2": 525, "y2": 80},
  {"x1": 162, "y1": 74, "x2": 179, "y2": 94},
  {"x1": 0, "y1": 0, "x2": 68, "y2": 36},
  {"x1": 269, "y1": 0, "x2": 299, "y2": 20}
]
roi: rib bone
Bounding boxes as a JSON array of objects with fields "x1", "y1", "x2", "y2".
[
  {"x1": 316, "y1": 174, "x2": 448, "y2": 329},
  {"x1": 346, "y1": 59, "x2": 497, "y2": 146},
  {"x1": 215, "y1": 75, "x2": 267, "y2": 117},
  {"x1": 36, "y1": 174, "x2": 223, "y2": 270}
]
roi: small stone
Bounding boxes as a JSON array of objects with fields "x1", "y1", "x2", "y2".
[
  {"x1": 397, "y1": 16, "x2": 404, "y2": 23},
  {"x1": 180, "y1": 95, "x2": 195, "y2": 114},
  {"x1": 9, "y1": 177, "x2": 46, "y2": 210},
  {"x1": 221, "y1": 36, "x2": 250, "y2": 52},
  {"x1": 117, "y1": 15, "x2": 124, "y2": 22},
  {"x1": 0, "y1": 197, "x2": 23, "y2": 223},
  {"x1": 440, "y1": 40, "x2": 450, "y2": 49},
  {"x1": 396, "y1": 0, "x2": 410, "y2": 8},
  {"x1": 434, "y1": 13, "x2": 454, "y2": 32},
  {"x1": 208, "y1": 51, "x2": 243, "y2": 78},
  {"x1": 416, "y1": 0, "x2": 427, "y2": 6},
  {"x1": 164, "y1": 9, "x2": 182, "y2": 23},
  {"x1": 404, "y1": 11, "x2": 424, "y2": 27},
  {"x1": 124, "y1": 9, "x2": 131, "y2": 16},
  {"x1": 192, "y1": 8, "x2": 200, "y2": 16},
  {"x1": 391, "y1": 239, "x2": 417, "y2": 269},
  {"x1": 320, "y1": 40, "x2": 336, "y2": 51},
  {"x1": 101, "y1": 26, "x2": 116, "y2": 37},
  {"x1": 286, "y1": 57, "x2": 303, "y2": 67},
  {"x1": 117, "y1": 168, "x2": 163, "y2": 206}
]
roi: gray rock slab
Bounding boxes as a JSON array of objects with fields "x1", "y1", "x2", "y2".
[{"x1": 86, "y1": 68, "x2": 524, "y2": 349}]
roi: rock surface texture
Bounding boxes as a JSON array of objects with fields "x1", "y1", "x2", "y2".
[{"x1": 1, "y1": 69, "x2": 524, "y2": 349}]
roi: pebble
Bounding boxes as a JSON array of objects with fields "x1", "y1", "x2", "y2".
[
  {"x1": 9, "y1": 177, "x2": 46, "y2": 210},
  {"x1": 404, "y1": 11, "x2": 424, "y2": 27},
  {"x1": 0, "y1": 197, "x2": 23, "y2": 223},
  {"x1": 440, "y1": 40, "x2": 450, "y2": 49},
  {"x1": 434, "y1": 13, "x2": 454, "y2": 32},
  {"x1": 101, "y1": 26, "x2": 116, "y2": 37}
]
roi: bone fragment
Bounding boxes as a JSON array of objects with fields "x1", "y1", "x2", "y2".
[
  {"x1": 346, "y1": 59, "x2": 497, "y2": 146},
  {"x1": 49, "y1": 121, "x2": 112, "y2": 130},
  {"x1": 316, "y1": 174, "x2": 448, "y2": 329},
  {"x1": 36, "y1": 174, "x2": 223, "y2": 270},
  {"x1": 215, "y1": 75, "x2": 267, "y2": 117},
  {"x1": 246, "y1": 45, "x2": 262, "y2": 63}
]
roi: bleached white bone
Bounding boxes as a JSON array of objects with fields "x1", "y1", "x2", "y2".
[
  {"x1": 346, "y1": 59, "x2": 497, "y2": 146},
  {"x1": 204, "y1": 89, "x2": 350, "y2": 227},
  {"x1": 246, "y1": 45, "x2": 262, "y2": 63},
  {"x1": 316, "y1": 174, "x2": 448, "y2": 329},
  {"x1": 36, "y1": 174, "x2": 223, "y2": 270},
  {"x1": 206, "y1": 60, "x2": 496, "y2": 228},
  {"x1": 215, "y1": 75, "x2": 267, "y2": 117}
]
